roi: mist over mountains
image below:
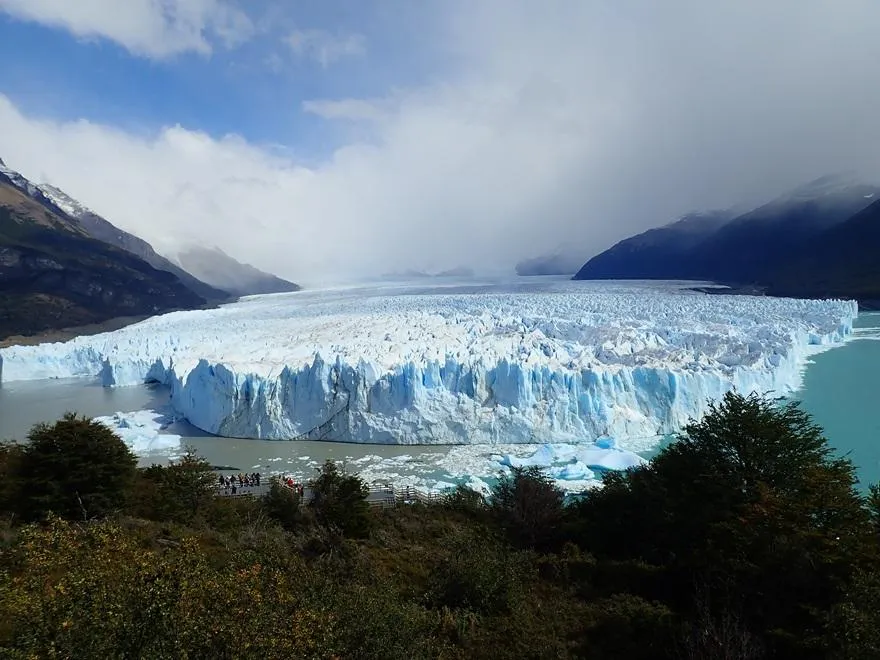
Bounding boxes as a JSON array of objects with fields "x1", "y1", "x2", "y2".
[
  {"x1": 0, "y1": 156, "x2": 299, "y2": 338},
  {"x1": 2, "y1": 2, "x2": 880, "y2": 279},
  {"x1": 570, "y1": 174, "x2": 880, "y2": 304}
]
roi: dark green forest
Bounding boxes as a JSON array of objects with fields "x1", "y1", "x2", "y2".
[{"x1": 2, "y1": 394, "x2": 880, "y2": 659}]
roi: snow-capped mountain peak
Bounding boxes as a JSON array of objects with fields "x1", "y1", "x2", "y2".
[
  {"x1": 0, "y1": 156, "x2": 41, "y2": 198},
  {"x1": 786, "y1": 171, "x2": 867, "y2": 200},
  {"x1": 0, "y1": 156, "x2": 95, "y2": 219},
  {"x1": 36, "y1": 183, "x2": 92, "y2": 219}
]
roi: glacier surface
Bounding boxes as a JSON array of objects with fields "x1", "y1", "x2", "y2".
[{"x1": 0, "y1": 281, "x2": 857, "y2": 447}]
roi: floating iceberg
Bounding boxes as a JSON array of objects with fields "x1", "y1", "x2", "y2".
[
  {"x1": 0, "y1": 281, "x2": 858, "y2": 447},
  {"x1": 497, "y1": 441, "x2": 646, "y2": 476},
  {"x1": 93, "y1": 409, "x2": 181, "y2": 456}
]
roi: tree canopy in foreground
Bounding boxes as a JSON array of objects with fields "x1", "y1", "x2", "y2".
[{"x1": 0, "y1": 392, "x2": 879, "y2": 659}]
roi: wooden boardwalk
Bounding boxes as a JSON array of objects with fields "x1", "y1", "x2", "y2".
[{"x1": 215, "y1": 480, "x2": 447, "y2": 509}]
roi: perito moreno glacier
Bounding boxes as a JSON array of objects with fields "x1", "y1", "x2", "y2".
[{"x1": 0, "y1": 281, "x2": 858, "y2": 447}]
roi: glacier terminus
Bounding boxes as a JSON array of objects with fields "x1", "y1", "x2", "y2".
[{"x1": 0, "y1": 280, "x2": 858, "y2": 449}]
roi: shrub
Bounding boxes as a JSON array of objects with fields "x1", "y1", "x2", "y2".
[
  {"x1": 0, "y1": 442, "x2": 23, "y2": 520},
  {"x1": 425, "y1": 531, "x2": 529, "y2": 616},
  {"x1": 133, "y1": 448, "x2": 217, "y2": 524},
  {"x1": 0, "y1": 516, "x2": 332, "y2": 659},
  {"x1": 582, "y1": 594, "x2": 675, "y2": 660},
  {"x1": 308, "y1": 460, "x2": 372, "y2": 538},
  {"x1": 443, "y1": 484, "x2": 488, "y2": 514},
  {"x1": 572, "y1": 391, "x2": 873, "y2": 657},
  {"x1": 491, "y1": 466, "x2": 565, "y2": 550},
  {"x1": 262, "y1": 477, "x2": 302, "y2": 531},
  {"x1": 16, "y1": 413, "x2": 137, "y2": 521}
]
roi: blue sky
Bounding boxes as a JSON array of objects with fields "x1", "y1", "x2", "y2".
[
  {"x1": 0, "y1": 1, "x2": 446, "y2": 155},
  {"x1": 0, "y1": 1, "x2": 878, "y2": 283}
]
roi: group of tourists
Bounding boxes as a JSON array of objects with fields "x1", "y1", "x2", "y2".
[
  {"x1": 217, "y1": 472, "x2": 261, "y2": 494},
  {"x1": 214, "y1": 471, "x2": 310, "y2": 497},
  {"x1": 281, "y1": 475, "x2": 306, "y2": 497}
]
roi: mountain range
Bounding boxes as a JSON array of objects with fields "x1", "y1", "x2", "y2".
[
  {"x1": 515, "y1": 251, "x2": 600, "y2": 277},
  {"x1": 569, "y1": 174, "x2": 880, "y2": 305},
  {"x1": 0, "y1": 157, "x2": 300, "y2": 339},
  {"x1": 173, "y1": 246, "x2": 301, "y2": 298}
]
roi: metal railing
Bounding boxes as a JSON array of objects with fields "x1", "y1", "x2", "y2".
[
  {"x1": 215, "y1": 482, "x2": 272, "y2": 498},
  {"x1": 214, "y1": 479, "x2": 450, "y2": 509}
]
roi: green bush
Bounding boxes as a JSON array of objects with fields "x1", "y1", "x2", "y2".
[
  {"x1": 308, "y1": 460, "x2": 372, "y2": 538},
  {"x1": 0, "y1": 442, "x2": 23, "y2": 520},
  {"x1": 582, "y1": 593, "x2": 675, "y2": 660},
  {"x1": 0, "y1": 398, "x2": 878, "y2": 658},
  {"x1": 571, "y1": 391, "x2": 874, "y2": 657},
  {"x1": 262, "y1": 477, "x2": 302, "y2": 531},
  {"x1": 133, "y1": 448, "x2": 217, "y2": 524},
  {"x1": 16, "y1": 413, "x2": 137, "y2": 521},
  {"x1": 443, "y1": 484, "x2": 488, "y2": 514},
  {"x1": 491, "y1": 466, "x2": 565, "y2": 550},
  {"x1": 0, "y1": 516, "x2": 335, "y2": 659},
  {"x1": 425, "y1": 531, "x2": 529, "y2": 615}
]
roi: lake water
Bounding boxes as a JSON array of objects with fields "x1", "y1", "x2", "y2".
[
  {"x1": 1, "y1": 306, "x2": 876, "y2": 492},
  {"x1": 790, "y1": 312, "x2": 880, "y2": 487},
  {"x1": 0, "y1": 375, "x2": 534, "y2": 492}
]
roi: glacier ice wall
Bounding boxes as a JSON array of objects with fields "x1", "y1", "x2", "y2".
[{"x1": 0, "y1": 283, "x2": 858, "y2": 447}]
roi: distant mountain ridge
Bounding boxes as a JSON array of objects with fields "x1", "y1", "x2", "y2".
[
  {"x1": 569, "y1": 210, "x2": 735, "y2": 280},
  {"x1": 573, "y1": 174, "x2": 880, "y2": 302},
  {"x1": 0, "y1": 160, "x2": 206, "y2": 339},
  {"x1": 684, "y1": 177, "x2": 880, "y2": 283},
  {"x1": 515, "y1": 251, "x2": 587, "y2": 277},
  {"x1": 0, "y1": 156, "x2": 303, "y2": 339},
  {"x1": 36, "y1": 183, "x2": 230, "y2": 303},
  {"x1": 11, "y1": 163, "x2": 301, "y2": 300},
  {"x1": 768, "y1": 198, "x2": 880, "y2": 301},
  {"x1": 380, "y1": 266, "x2": 476, "y2": 280},
  {"x1": 173, "y1": 246, "x2": 301, "y2": 298}
]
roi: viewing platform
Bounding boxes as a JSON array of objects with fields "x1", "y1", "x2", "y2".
[{"x1": 215, "y1": 479, "x2": 447, "y2": 509}]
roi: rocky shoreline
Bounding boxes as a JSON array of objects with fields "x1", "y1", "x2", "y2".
[
  {"x1": 0, "y1": 314, "x2": 151, "y2": 348},
  {"x1": 688, "y1": 284, "x2": 878, "y2": 312}
]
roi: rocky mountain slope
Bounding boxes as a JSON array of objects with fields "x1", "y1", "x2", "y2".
[
  {"x1": 36, "y1": 184, "x2": 230, "y2": 303},
  {"x1": 682, "y1": 177, "x2": 880, "y2": 283},
  {"x1": 174, "y1": 246, "x2": 301, "y2": 297},
  {"x1": 0, "y1": 164, "x2": 206, "y2": 339},
  {"x1": 570, "y1": 210, "x2": 734, "y2": 280},
  {"x1": 573, "y1": 175, "x2": 880, "y2": 302},
  {"x1": 766, "y1": 198, "x2": 880, "y2": 302}
]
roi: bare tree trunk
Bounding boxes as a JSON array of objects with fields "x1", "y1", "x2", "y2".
[
  {"x1": 75, "y1": 490, "x2": 89, "y2": 521},
  {"x1": 679, "y1": 584, "x2": 764, "y2": 660}
]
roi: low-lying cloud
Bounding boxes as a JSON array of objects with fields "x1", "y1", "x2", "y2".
[{"x1": 2, "y1": 0, "x2": 880, "y2": 284}]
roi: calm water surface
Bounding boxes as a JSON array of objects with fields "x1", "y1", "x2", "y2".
[{"x1": 791, "y1": 312, "x2": 880, "y2": 487}]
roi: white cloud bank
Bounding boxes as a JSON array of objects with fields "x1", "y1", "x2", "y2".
[
  {"x1": 3, "y1": 0, "x2": 880, "y2": 284},
  {"x1": 0, "y1": 0, "x2": 253, "y2": 57}
]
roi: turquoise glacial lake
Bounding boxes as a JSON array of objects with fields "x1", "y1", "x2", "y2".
[{"x1": 793, "y1": 313, "x2": 880, "y2": 488}]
